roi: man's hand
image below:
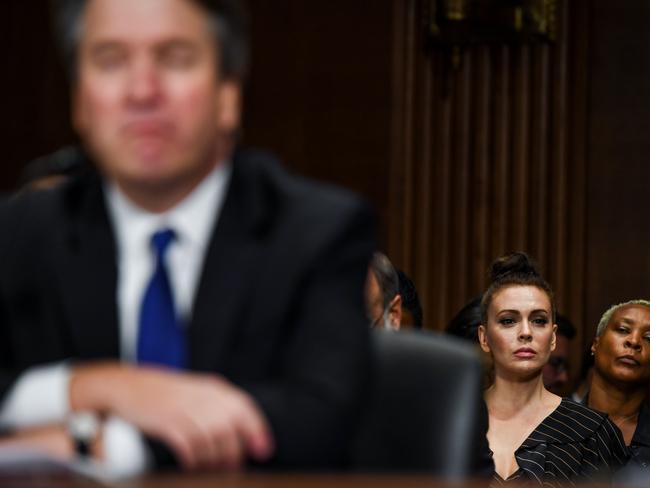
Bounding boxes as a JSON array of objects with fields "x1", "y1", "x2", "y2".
[{"x1": 69, "y1": 364, "x2": 274, "y2": 470}]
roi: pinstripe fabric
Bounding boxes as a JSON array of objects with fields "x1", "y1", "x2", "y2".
[{"x1": 492, "y1": 398, "x2": 629, "y2": 486}]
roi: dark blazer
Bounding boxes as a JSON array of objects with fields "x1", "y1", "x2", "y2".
[
  {"x1": 491, "y1": 398, "x2": 628, "y2": 486},
  {"x1": 629, "y1": 402, "x2": 650, "y2": 469},
  {"x1": 0, "y1": 149, "x2": 375, "y2": 469},
  {"x1": 614, "y1": 402, "x2": 650, "y2": 483}
]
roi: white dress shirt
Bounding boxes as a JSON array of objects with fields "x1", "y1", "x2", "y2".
[{"x1": 0, "y1": 162, "x2": 231, "y2": 477}]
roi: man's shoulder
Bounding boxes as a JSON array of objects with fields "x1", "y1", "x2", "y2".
[
  {"x1": 0, "y1": 187, "x2": 61, "y2": 236},
  {"x1": 232, "y1": 148, "x2": 370, "y2": 218},
  {"x1": 0, "y1": 167, "x2": 104, "y2": 258},
  {"x1": 2, "y1": 168, "x2": 100, "y2": 222}
]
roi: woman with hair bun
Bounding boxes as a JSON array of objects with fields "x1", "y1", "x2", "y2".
[{"x1": 478, "y1": 252, "x2": 627, "y2": 484}]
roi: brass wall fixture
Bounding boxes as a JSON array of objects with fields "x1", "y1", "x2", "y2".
[{"x1": 426, "y1": 0, "x2": 559, "y2": 68}]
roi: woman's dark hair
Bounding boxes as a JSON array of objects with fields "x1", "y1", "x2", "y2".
[
  {"x1": 480, "y1": 252, "x2": 555, "y2": 324},
  {"x1": 447, "y1": 296, "x2": 482, "y2": 341}
]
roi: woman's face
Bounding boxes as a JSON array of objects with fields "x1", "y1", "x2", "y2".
[
  {"x1": 592, "y1": 304, "x2": 650, "y2": 387},
  {"x1": 478, "y1": 285, "x2": 556, "y2": 381}
]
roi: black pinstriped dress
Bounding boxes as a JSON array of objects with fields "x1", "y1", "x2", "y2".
[{"x1": 491, "y1": 398, "x2": 628, "y2": 486}]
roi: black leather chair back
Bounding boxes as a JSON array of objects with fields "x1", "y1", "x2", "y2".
[{"x1": 351, "y1": 330, "x2": 488, "y2": 480}]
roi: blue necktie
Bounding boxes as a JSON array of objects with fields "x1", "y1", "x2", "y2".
[{"x1": 136, "y1": 229, "x2": 186, "y2": 368}]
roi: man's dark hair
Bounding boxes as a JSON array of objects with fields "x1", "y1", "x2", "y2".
[
  {"x1": 555, "y1": 313, "x2": 576, "y2": 340},
  {"x1": 369, "y1": 252, "x2": 399, "y2": 310},
  {"x1": 397, "y1": 270, "x2": 423, "y2": 328},
  {"x1": 50, "y1": 0, "x2": 250, "y2": 81}
]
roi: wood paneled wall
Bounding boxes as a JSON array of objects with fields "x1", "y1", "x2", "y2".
[
  {"x1": 584, "y1": 0, "x2": 650, "y2": 334},
  {"x1": 1, "y1": 2, "x2": 74, "y2": 191},
  {"x1": 388, "y1": 0, "x2": 591, "y2": 339}
]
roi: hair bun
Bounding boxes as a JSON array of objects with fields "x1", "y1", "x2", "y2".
[{"x1": 489, "y1": 252, "x2": 539, "y2": 282}]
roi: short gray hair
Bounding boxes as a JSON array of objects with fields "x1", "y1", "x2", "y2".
[
  {"x1": 369, "y1": 252, "x2": 399, "y2": 310},
  {"x1": 51, "y1": 0, "x2": 250, "y2": 82},
  {"x1": 595, "y1": 299, "x2": 650, "y2": 337}
]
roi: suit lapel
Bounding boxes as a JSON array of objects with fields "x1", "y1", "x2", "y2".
[
  {"x1": 188, "y1": 154, "x2": 270, "y2": 373},
  {"x1": 57, "y1": 173, "x2": 120, "y2": 359},
  {"x1": 54, "y1": 153, "x2": 271, "y2": 368}
]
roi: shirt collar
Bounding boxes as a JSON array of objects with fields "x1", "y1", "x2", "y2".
[{"x1": 105, "y1": 162, "x2": 232, "y2": 254}]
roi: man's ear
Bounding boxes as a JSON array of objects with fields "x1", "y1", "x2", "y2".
[
  {"x1": 388, "y1": 294, "x2": 402, "y2": 330},
  {"x1": 478, "y1": 324, "x2": 490, "y2": 353},
  {"x1": 216, "y1": 80, "x2": 242, "y2": 133}
]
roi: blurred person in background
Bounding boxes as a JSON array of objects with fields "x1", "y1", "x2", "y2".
[
  {"x1": 447, "y1": 296, "x2": 482, "y2": 342},
  {"x1": 18, "y1": 146, "x2": 86, "y2": 191},
  {"x1": 447, "y1": 296, "x2": 493, "y2": 387},
  {"x1": 541, "y1": 313, "x2": 576, "y2": 396},
  {"x1": 395, "y1": 270, "x2": 423, "y2": 329},
  {"x1": 366, "y1": 252, "x2": 402, "y2": 330},
  {"x1": 572, "y1": 346, "x2": 595, "y2": 403}
]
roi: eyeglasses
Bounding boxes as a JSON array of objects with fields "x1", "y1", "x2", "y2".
[{"x1": 370, "y1": 315, "x2": 383, "y2": 328}]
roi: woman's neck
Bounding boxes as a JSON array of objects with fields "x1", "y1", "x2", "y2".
[
  {"x1": 588, "y1": 372, "x2": 645, "y2": 419},
  {"x1": 588, "y1": 372, "x2": 644, "y2": 445},
  {"x1": 486, "y1": 373, "x2": 553, "y2": 418}
]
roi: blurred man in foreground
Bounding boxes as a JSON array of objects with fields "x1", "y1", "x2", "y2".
[{"x1": 0, "y1": 0, "x2": 373, "y2": 476}]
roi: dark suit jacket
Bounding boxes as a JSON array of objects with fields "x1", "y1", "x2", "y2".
[{"x1": 0, "y1": 149, "x2": 375, "y2": 469}]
